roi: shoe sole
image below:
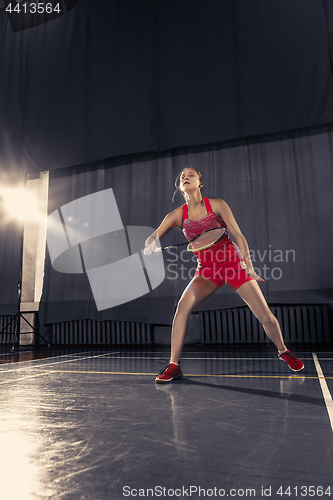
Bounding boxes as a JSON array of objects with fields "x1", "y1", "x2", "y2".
[
  {"x1": 155, "y1": 374, "x2": 183, "y2": 383},
  {"x1": 279, "y1": 357, "x2": 304, "y2": 372}
]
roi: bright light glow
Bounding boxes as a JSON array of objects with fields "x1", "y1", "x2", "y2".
[
  {"x1": 0, "y1": 430, "x2": 40, "y2": 499},
  {"x1": 1, "y1": 187, "x2": 41, "y2": 221}
]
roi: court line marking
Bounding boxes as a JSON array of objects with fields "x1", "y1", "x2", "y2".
[
  {"x1": 81, "y1": 356, "x2": 319, "y2": 360},
  {"x1": 312, "y1": 358, "x2": 333, "y2": 361},
  {"x1": 0, "y1": 350, "x2": 96, "y2": 364},
  {"x1": 81, "y1": 351, "x2": 333, "y2": 356},
  {"x1": 50, "y1": 370, "x2": 324, "y2": 379},
  {"x1": 0, "y1": 371, "x2": 56, "y2": 385},
  {"x1": 312, "y1": 353, "x2": 333, "y2": 431},
  {"x1": 0, "y1": 353, "x2": 329, "y2": 374},
  {"x1": 0, "y1": 369, "x2": 327, "y2": 384},
  {"x1": 0, "y1": 355, "x2": 327, "y2": 363},
  {"x1": 0, "y1": 352, "x2": 121, "y2": 374},
  {"x1": 0, "y1": 351, "x2": 96, "y2": 371}
]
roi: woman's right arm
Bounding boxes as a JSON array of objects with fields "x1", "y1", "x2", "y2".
[{"x1": 144, "y1": 207, "x2": 183, "y2": 254}]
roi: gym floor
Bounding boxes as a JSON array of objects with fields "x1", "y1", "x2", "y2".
[{"x1": 0, "y1": 345, "x2": 332, "y2": 500}]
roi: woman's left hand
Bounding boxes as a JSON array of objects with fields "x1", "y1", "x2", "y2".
[{"x1": 247, "y1": 268, "x2": 267, "y2": 283}]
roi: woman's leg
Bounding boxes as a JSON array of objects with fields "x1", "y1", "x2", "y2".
[
  {"x1": 235, "y1": 280, "x2": 286, "y2": 352},
  {"x1": 170, "y1": 276, "x2": 218, "y2": 364}
]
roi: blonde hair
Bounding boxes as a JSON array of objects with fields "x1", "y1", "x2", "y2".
[{"x1": 172, "y1": 167, "x2": 204, "y2": 202}]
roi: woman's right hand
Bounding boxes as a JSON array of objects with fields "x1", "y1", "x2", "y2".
[
  {"x1": 144, "y1": 240, "x2": 158, "y2": 255},
  {"x1": 143, "y1": 207, "x2": 183, "y2": 256}
]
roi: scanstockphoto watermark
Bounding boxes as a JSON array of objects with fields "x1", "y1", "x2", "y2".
[
  {"x1": 165, "y1": 245, "x2": 296, "y2": 282},
  {"x1": 46, "y1": 188, "x2": 296, "y2": 312},
  {"x1": 47, "y1": 189, "x2": 165, "y2": 312},
  {"x1": 123, "y1": 484, "x2": 333, "y2": 498},
  {"x1": 123, "y1": 485, "x2": 257, "y2": 497}
]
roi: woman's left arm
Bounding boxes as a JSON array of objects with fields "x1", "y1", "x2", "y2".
[{"x1": 214, "y1": 199, "x2": 266, "y2": 282}]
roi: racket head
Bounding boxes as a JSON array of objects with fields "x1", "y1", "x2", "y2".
[{"x1": 187, "y1": 227, "x2": 226, "y2": 252}]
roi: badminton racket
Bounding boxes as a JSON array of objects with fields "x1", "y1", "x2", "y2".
[{"x1": 157, "y1": 227, "x2": 226, "y2": 252}]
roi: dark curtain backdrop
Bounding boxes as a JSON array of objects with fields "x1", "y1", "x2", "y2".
[
  {"x1": 0, "y1": 177, "x2": 25, "y2": 314},
  {"x1": 39, "y1": 124, "x2": 333, "y2": 327},
  {"x1": 1, "y1": 0, "x2": 333, "y2": 177}
]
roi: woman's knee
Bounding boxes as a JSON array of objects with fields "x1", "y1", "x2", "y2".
[
  {"x1": 176, "y1": 295, "x2": 195, "y2": 315},
  {"x1": 260, "y1": 310, "x2": 277, "y2": 328},
  {"x1": 175, "y1": 277, "x2": 217, "y2": 317}
]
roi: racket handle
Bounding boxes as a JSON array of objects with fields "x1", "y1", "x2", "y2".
[
  {"x1": 160, "y1": 243, "x2": 187, "y2": 251},
  {"x1": 146, "y1": 242, "x2": 188, "y2": 253}
]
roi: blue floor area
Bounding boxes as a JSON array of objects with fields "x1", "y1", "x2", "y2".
[{"x1": 0, "y1": 345, "x2": 332, "y2": 500}]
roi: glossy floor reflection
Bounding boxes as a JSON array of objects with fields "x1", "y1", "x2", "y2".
[{"x1": 0, "y1": 345, "x2": 332, "y2": 500}]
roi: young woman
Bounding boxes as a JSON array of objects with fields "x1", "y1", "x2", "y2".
[{"x1": 145, "y1": 167, "x2": 304, "y2": 382}]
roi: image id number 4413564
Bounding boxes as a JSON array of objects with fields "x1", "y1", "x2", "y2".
[
  {"x1": 274, "y1": 485, "x2": 332, "y2": 496},
  {"x1": 5, "y1": 3, "x2": 61, "y2": 14}
]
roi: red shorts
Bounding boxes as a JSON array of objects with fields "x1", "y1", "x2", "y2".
[{"x1": 194, "y1": 241, "x2": 253, "y2": 290}]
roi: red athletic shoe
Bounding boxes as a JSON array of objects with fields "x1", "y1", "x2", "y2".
[
  {"x1": 155, "y1": 362, "x2": 183, "y2": 383},
  {"x1": 278, "y1": 349, "x2": 304, "y2": 372}
]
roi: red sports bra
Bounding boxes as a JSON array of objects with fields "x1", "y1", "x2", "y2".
[{"x1": 182, "y1": 197, "x2": 229, "y2": 242}]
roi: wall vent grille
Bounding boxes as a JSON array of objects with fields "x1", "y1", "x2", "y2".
[
  {"x1": 52, "y1": 319, "x2": 153, "y2": 345},
  {"x1": 0, "y1": 316, "x2": 15, "y2": 344},
  {"x1": 199, "y1": 305, "x2": 331, "y2": 344}
]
